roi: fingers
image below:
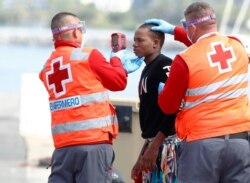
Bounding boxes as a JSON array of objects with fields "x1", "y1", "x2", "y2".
[
  {"x1": 139, "y1": 156, "x2": 156, "y2": 172},
  {"x1": 131, "y1": 167, "x2": 140, "y2": 180},
  {"x1": 135, "y1": 58, "x2": 143, "y2": 65},
  {"x1": 144, "y1": 18, "x2": 161, "y2": 25},
  {"x1": 131, "y1": 174, "x2": 138, "y2": 181},
  {"x1": 151, "y1": 26, "x2": 162, "y2": 31}
]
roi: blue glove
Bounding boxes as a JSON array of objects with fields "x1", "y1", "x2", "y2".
[
  {"x1": 144, "y1": 19, "x2": 175, "y2": 35},
  {"x1": 158, "y1": 82, "x2": 165, "y2": 94},
  {"x1": 110, "y1": 50, "x2": 127, "y2": 64},
  {"x1": 123, "y1": 57, "x2": 144, "y2": 74}
]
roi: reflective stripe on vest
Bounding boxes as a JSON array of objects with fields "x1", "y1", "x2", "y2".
[
  {"x1": 186, "y1": 73, "x2": 248, "y2": 96},
  {"x1": 52, "y1": 114, "x2": 117, "y2": 135},
  {"x1": 70, "y1": 48, "x2": 90, "y2": 61},
  {"x1": 184, "y1": 88, "x2": 248, "y2": 109},
  {"x1": 183, "y1": 73, "x2": 248, "y2": 109},
  {"x1": 49, "y1": 91, "x2": 109, "y2": 112}
]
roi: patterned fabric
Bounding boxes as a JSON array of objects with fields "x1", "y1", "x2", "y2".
[{"x1": 142, "y1": 136, "x2": 180, "y2": 183}]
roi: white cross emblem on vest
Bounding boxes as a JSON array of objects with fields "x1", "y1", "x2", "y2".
[
  {"x1": 207, "y1": 42, "x2": 236, "y2": 73},
  {"x1": 46, "y1": 56, "x2": 73, "y2": 98}
]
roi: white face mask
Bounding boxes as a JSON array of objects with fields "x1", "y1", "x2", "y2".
[
  {"x1": 187, "y1": 29, "x2": 195, "y2": 44},
  {"x1": 187, "y1": 34, "x2": 193, "y2": 44},
  {"x1": 81, "y1": 34, "x2": 85, "y2": 47},
  {"x1": 81, "y1": 39, "x2": 84, "y2": 47}
]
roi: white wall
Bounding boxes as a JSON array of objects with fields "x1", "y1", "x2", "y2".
[
  {"x1": 20, "y1": 73, "x2": 51, "y2": 137},
  {"x1": 19, "y1": 73, "x2": 54, "y2": 161}
]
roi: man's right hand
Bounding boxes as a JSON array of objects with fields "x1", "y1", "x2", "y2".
[
  {"x1": 123, "y1": 57, "x2": 144, "y2": 74},
  {"x1": 144, "y1": 19, "x2": 175, "y2": 35}
]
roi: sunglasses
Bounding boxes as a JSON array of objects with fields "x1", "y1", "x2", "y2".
[
  {"x1": 52, "y1": 21, "x2": 86, "y2": 35},
  {"x1": 181, "y1": 14, "x2": 216, "y2": 29}
]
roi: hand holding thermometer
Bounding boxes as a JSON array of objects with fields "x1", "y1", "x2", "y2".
[{"x1": 111, "y1": 33, "x2": 127, "y2": 52}]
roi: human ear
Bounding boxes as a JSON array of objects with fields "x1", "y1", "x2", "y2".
[
  {"x1": 73, "y1": 29, "x2": 78, "y2": 38},
  {"x1": 153, "y1": 39, "x2": 160, "y2": 49}
]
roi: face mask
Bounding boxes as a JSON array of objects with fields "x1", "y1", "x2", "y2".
[
  {"x1": 187, "y1": 29, "x2": 195, "y2": 43},
  {"x1": 81, "y1": 39, "x2": 85, "y2": 47},
  {"x1": 187, "y1": 34, "x2": 193, "y2": 44}
]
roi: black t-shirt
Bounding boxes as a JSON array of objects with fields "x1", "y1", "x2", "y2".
[{"x1": 138, "y1": 54, "x2": 176, "y2": 139}]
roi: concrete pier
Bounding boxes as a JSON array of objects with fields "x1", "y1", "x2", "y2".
[{"x1": 0, "y1": 94, "x2": 50, "y2": 183}]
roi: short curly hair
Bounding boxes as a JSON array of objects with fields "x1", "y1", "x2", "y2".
[{"x1": 139, "y1": 23, "x2": 165, "y2": 49}]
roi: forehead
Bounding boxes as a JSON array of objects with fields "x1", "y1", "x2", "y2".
[{"x1": 134, "y1": 27, "x2": 151, "y2": 38}]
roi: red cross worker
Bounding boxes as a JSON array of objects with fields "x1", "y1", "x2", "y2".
[
  {"x1": 39, "y1": 12, "x2": 128, "y2": 183},
  {"x1": 145, "y1": 2, "x2": 250, "y2": 183}
]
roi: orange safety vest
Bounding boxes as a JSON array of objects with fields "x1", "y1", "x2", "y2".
[
  {"x1": 176, "y1": 34, "x2": 250, "y2": 141},
  {"x1": 39, "y1": 46, "x2": 118, "y2": 148}
]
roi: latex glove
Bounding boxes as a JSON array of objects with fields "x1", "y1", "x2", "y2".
[
  {"x1": 144, "y1": 19, "x2": 175, "y2": 35},
  {"x1": 158, "y1": 82, "x2": 165, "y2": 94},
  {"x1": 123, "y1": 57, "x2": 144, "y2": 74},
  {"x1": 110, "y1": 50, "x2": 127, "y2": 64}
]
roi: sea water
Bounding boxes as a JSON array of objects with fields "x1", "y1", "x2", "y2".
[{"x1": 0, "y1": 44, "x2": 178, "y2": 98}]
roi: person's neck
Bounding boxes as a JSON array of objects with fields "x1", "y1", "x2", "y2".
[
  {"x1": 193, "y1": 27, "x2": 218, "y2": 43},
  {"x1": 144, "y1": 52, "x2": 161, "y2": 65},
  {"x1": 54, "y1": 39, "x2": 81, "y2": 48},
  {"x1": 196, "y1": 31, "x2": 218, "y2": 42}
]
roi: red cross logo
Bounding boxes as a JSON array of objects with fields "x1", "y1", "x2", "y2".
[
  {"x1": 207, "y1": 42, "x2": 236, "y2": 73},
  {"x1": 46, "y1": 56, "x2": 72, "y2": 97}
]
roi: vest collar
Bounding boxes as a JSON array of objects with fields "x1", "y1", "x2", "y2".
[
  {"x1": 54, "y1": 40, "x2": 81, "y2": 49},
  {"x1": 197, "y1": 32, "x2": 218, "y2": 42}
]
